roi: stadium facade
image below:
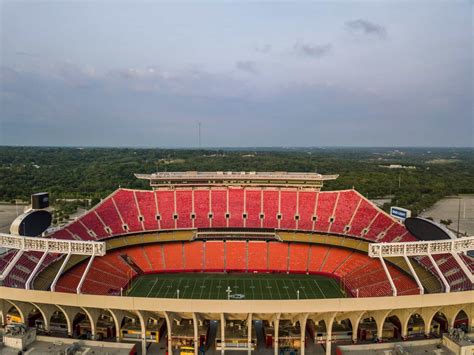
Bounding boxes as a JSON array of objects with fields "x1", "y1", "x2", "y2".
[{"x1": 0, "y1": 171, "x2": 472, "y2": 354}]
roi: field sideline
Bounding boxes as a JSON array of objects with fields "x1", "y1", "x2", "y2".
[{"x1": 126, "y1": 273, "x2": 346, "y2": 300}]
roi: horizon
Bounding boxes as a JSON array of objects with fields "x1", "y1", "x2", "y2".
[{"x1": 1, "y1": 144, "x2": 473, "y2": 150}]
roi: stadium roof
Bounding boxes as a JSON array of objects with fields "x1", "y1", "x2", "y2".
[{"x1": 135, "y1": 171, "x2": 339, "y2": 188}]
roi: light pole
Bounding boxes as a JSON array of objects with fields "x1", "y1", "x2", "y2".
[{"x1": 226, "y1": 286, "x2": 232, "y2": 300}]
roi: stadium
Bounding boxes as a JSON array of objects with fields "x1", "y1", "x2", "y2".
[{"x1": 0, "y1": 171, "x2": 472, "y2": 354}]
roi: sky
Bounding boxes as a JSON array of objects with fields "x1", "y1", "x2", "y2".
[{"x1": 1, "y1": 1, "x2": 472, "y2": 147}]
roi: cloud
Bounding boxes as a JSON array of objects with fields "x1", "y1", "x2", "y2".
[
  {"x1": 254, "y1": 44, "x2": 272, "y2": 54},
  {"x1": 235, "y1": 61, "x2": 259, "y2": 74},
  {"x1": 15, "y1": 51, "x2": 38, "y2": 57},
  {"x1": 294, "y1": 43, "x2": 332, "y2": 58},
  {"x1": 345, "y1": 19, "x2": 387, "y2": 39}
]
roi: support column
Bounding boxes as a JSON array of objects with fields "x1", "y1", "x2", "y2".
[
  {"x1": 373, "y1": 310, "x2": 392, "y2": 342},
  {"x1": 32, "y1": 303, "x2": 57, "y2": 333},
  {"x1": 192, "y1": 313, "x2": 199, "y2": 355},
  {"x1": 0, "y1": 250, "x2": 24, "y2": 280},
  {"x1": 346, "y1": 311, "x2": 365, "y2": 344},
  {"x1": 299, "y1": 314, "x2": 308, "y2": 355},
  {"x1": 135, "y1": 310, "x2": 147, "y2": 355},
  {"x1": 403, "y1": 255, "x2": 424, "y2": 295},
  {"x1": 56, "y1": 305, "x2": 80, "y2": 337},
  {"x1": 273, "y1": 314, "x2": 280, "y2": 355},
  {"x1": 163, "y1": 312, "x2": 173, "y2": 355},
  {"x1": 220, "y1": 313, "x2": 225, "y2": 355},
  {"x1": 427, "y1": 254, "x2": 450, "y2": 293},
  {"x1": 108, "y1": 309, "x2": 126, "y2": 342},
  {"x1": 247, "y1": 313, "x2": 253, "y2": 355},
  {"x1": 81, "y1": 307, "x2": 101, "y2": 340},
  {"x1": 26, "y1": 251, "x2": 49, "y2": 290},
  {"x1": 378, "y1": 255, "x2": 397, "y2": 296},
  {"x1": 325, "y1": 315, "x2": 335, "y2": 355},
  {"x1": 50, "y1": 252, "x2": 71, "y2": 291},
  {"x1": 77, "y1": 251, "x2": 96, "y2": 294}
]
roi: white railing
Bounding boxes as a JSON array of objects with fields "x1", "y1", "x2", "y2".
[
  {"x1": 0, "y1": 233, "x2": 106, "y2": 256},
  {"x1": 368, "y1": 236, "x2": 474, "y2": 258}
]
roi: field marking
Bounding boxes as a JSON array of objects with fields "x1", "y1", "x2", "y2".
[
  {"x1": 314, "y1": 279, "x2": 326, "y2": 299},
  {"x1": 282, "y1": 280, "x2": 291, "y2": 299},
  {"x1": 128, "y1": 274, "x2": 346, "y2": 300},
  {"x1": 127, "y1": 276, "x2": 143, "y2": 296},
  {"x1": 199, "y1": 279, "x2": 205, "y2": 299},
  {"x1": 191, "y1": 278, "x2": 197, "y2": 299},
  {"x1": 298, "y1": 280, "x2": 309, "y2": 299},
  {"x1": 147, "y1": 278, "x2": 159, "y2": 297}
]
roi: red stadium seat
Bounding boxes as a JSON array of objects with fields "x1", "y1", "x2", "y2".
[
  {"x1": 156, "y1": 190, "x2": 175, "y2": 230},
  {"x1": 183, "y1": 241, "x2": 204, "y2": 271},
  {"x1": 268, "y1": 242, "x2": 288, "y2": 272},
  {"x1": 348, "y1": 198, "x2": 378, "y2": 237},
  {"x1": 320, "y1": 248, "x2": 352, "y2": 274},
  {"x1": 95, "y1": 198, "x2": 124, "y2": 235},
  {"x1": 288, "y1": 243, "x2": 309, "y2": 273},
  {"x1": 225, "y1": 241, "x2": 247, "y2": 271},
  {"x1": 262, "y1": 190, "x2": 279, "y2": 229},
  {"x1": 245, "y1": 189, "x2": 262, "y2": 228},
  {"x1": 163, "y1": 243, "x2": 184, "y2": 272},
  {"x1": 247, "y1": 241, "x2": 268, "y2": 272},
  {"x1": 228, "y1": 188, "x2": 245, "y2": 228},
  {"x1": 307, "y1": 245, "x2": 330, "y2": 273},
  {"x1": 364, "y1": 213, "x2": 394, "y2": 241},
  {"x1": 298, "y1": 191, "x2": 317, "y2": 231},
  {"x1": 125, "y1": 246, "x2": 153, "y2": 273},
  {"x1": 113, "y1": 190, "x2": 143, "y2": 233},
  {"x1": 135, "y1": 190, "x2": 159, "y2": 231},
  {"x1": 280, "y1": 190, "x2": 297, "y2": 230},
  {"x1": 314, "y1": 192, "x2": 338, "y2": 233},
  {"x1": 79, "y1": 211, "x2": 107, "y2": 239},
  {"x1": 194, "y1": 190, "x2": 211, "y2": 229},
  {"x1": 210, "y1": 190, "x2": 227, "y2": 228},
  {"x1": 329, "y1": 190, "x2": 361, "y2": 235},
  {"x1": 176, "y1": 190, "x2": 193, "y2": 229},
  {"x1": 144, "y1": 244, "x2": 165, "y2": 272},
  {"x1": 204, "y1": 241, "x2": 225, "y2": 271}
]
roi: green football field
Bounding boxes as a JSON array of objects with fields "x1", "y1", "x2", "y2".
[{"x1": 126, "y1": 273, "x2": 346, "y2": 300}]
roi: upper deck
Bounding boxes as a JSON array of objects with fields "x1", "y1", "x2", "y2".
[{"x1": 134, "y1": 171, "x2": 339, "y2": 189}]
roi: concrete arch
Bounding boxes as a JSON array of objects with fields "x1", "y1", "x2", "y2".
[
  {"x1": 48, "y1": 307, "x2": 70, "y2": 336},
  {"x1": 384, "y1": 314, "x2": 402, "y2": 340},
  {"x1": 80, "y1": 307, "x2": 103, "y2": 340},
  {"x1": 356, "y1": 313, "x2": 379, "y2": 342},
  {"x1": 108, "y1": 308, "x2": 128, "y2": 342},
  {"x1": 429, "y1": 310, "x2": 449, "y2": 337},
  {"x1": 6, "y1": 300, "x2": 26, "y2": 324},
  {"x1": 55, "y1": 305, "x2": 78, "y2": 337},
  {"x1": 70, "y1": 308, "x2": 93, "y2": 339},
  {"x1": 440, "y1": 304, "x2": 466, "y2": 330},
  {"x1": 344, "y1": 311, "x2": 366, "y2": 343},
  {"x1": 453, "y1": 308, "x2": 469, "y2": 330},
  {"x1": 404, "y1": 312, "x2": 425, "y2": 339},
  {"x1": 28, "y1": 302, "x2": 49, "y2": 331},
  {"x1": 94, "y1": 308, "x2": 115, "y2": 340}
]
